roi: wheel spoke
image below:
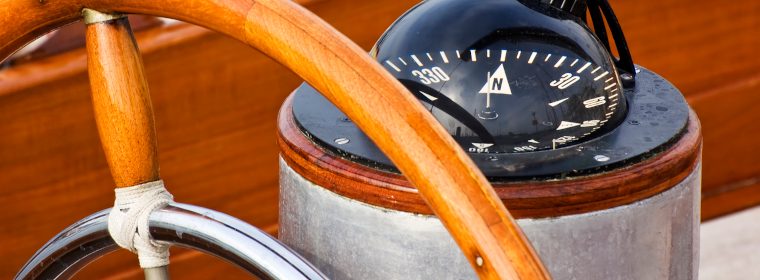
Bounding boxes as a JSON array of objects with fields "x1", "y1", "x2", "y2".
[
  {"x1": 84, "y1": 9, "x2": 169, "y2": 280},
  {"x1": 84, "y1": 9, "x2": 160, "y2": 188}
]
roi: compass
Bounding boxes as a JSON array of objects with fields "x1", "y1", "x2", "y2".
[
  {"x1": 278, "y1": 1, "x2": 701, "y2": 279},
  {"x1": 372, "y1": 0, "x2": 628, "y2": 154},
  {"x1": 383, "y1": 49, "x2": 623, "y2": 153},
  {"x1": 289, "y1": 0, "x2": 689, "y2": 179}
]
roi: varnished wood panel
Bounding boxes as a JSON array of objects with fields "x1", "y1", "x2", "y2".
[
  {"x1": 0, "y1": 0, "x2": 422, "y2": 279},
  {"x1": 609, "y1": 0, "x2": 760, "y2": 219},
  {"x1": 0, "y1": 22, "x2": 289, "y2": 279},
  {"x1": 690, "y1": 74, "x2": 760, "y2": 219},
  {"x1": 0, "y1": 0, "x2": 759, "y2": 278},
  {"x1": 5, "y1": 15, "x2": 160, "y2": 66},
  {"x1": 612, "y1": 0, "x2": 760, "y2": 97},
  {"x1": 690, "y1": 76, "x2": 760, "y2": 190}
]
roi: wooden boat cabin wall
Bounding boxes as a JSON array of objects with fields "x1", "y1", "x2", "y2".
[{"x1": 0, "y1": 0, "x2": 757, "y2": 278}]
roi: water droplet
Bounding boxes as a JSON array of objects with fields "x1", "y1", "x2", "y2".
[
  {"x1": 334, "y1": 138, "x2": 350, "y2": 145},
  {"x1": 594, "y1": 155, "x2": 610, "y2": 162}
]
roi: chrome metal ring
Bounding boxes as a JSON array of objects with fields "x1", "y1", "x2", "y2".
[{"x1": 15, "y1": 203, "x2": 326, "y2": 280}]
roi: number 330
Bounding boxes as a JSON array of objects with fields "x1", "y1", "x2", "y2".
[{"x1": 412, "y1": 67, "x2": 450, "y2": 85}]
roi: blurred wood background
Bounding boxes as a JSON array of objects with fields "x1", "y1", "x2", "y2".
[{"x1": 0, "y1": 0, "x2": 757, "y2": 278}]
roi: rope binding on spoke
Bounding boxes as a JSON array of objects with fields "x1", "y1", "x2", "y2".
[{"x1": 108, "y1": 180, "x2": 174, "y2": 268}]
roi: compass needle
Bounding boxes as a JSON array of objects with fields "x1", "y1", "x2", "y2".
[{"x1": 486, "y1": 72, "x2": 491, "y2": 109}]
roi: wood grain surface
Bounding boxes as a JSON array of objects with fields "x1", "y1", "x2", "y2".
[
  {"x1": 86, "y1": 14, "x2": 160, "y2": 187},
  {"x1": 691, "y1": 75, "x2": 760, "y2": 219},
  {"x1": 0, "y1": 0, "x2": 758, "y2": 278},
  {"x1": 609, "y1": 0, "x2": 760, "y2": 219},
  {"x1": 1, "y1": 0, "x2": 549, "y2": 279},
  {"x1": 242, "y1": 1, "x2": 547, "y2": 277},
  {"x1": 0, "y1": 1, "x2": 421, "y2": 278},
  {"x1": 4, "y1": 15, "x2": 161, "y2": 66},
  {"x1": 0, "y1": 20, "x2": 291, "y2": 280}
]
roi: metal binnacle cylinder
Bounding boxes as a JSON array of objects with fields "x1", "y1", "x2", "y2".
[{"x1": 277, "y1": 0, "x2": 702, "y2": 279}]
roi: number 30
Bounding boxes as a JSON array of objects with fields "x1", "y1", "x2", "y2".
[{"x1": 550, "y1": 73, "x2": 581, "y2": 89}]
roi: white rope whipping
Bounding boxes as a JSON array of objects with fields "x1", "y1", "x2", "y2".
[{"x1": 108, "y1": 180, "x2": 174, "y2": 268}]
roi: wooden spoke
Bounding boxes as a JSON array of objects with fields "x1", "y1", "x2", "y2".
[
  {"x1": 84, "y1": 9, "x2": 159, "y2": 188},
  {"x1": 0, "y1": 1, "x2": 550, "y2": 278},
  {"x1": 83, "y1": 8, "x2": 170, "y2": 279}
]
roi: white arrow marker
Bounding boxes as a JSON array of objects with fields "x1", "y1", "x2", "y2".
[
  {"x1": 556, "y1": 121, "x2": 581, "y2": 130},
  {"x1": 528, "y1": 139, "x2": 540, "y2": 144},
  {"x1": 548, "y1": 98, "x2": 569, "y2": 107},
  {"x1": 479, "y1": 64, "x2": 512, "y2": 95},
  {"x1": 472, "y1": 143, "x2": 494, "y2": 149},
  {"x1": 419, "y1": 91, "x2": 438, "y2": 101}
]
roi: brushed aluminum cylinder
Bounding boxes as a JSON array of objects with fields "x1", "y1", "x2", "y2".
[{"x1": 279, "y1": 158, "x2": 701, "y2": 280}]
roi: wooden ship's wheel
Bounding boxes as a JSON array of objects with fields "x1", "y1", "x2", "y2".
[
  {"x1": 4, "y1": 0, "x2": 702, "y2": 279},
  {"x1": 3, "y1": 0, "x2": 548, "y2": 279}
]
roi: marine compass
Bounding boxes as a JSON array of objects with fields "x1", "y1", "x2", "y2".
[{"x1": 290, "y1": 0, "x2": 689, "y2": 179}]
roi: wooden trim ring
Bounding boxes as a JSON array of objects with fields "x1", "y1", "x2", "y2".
[
  {"x1": 278, "y1": 94, "x2": 703, "y2": 218},
  {"x1": 0, "y1": 0, "x2": 548, "y2": 278}
]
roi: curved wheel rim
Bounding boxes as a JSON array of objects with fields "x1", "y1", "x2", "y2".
[
  {"x1": 1, "y1": 1, "x2": 548, "y2": 278},
  {"x1": 16, "y1": 203, "x2": 326, "y2": 280}
]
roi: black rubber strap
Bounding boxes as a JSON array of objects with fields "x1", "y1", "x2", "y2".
[{"x1": 541, "y1": 0, "x2": 637, "y2": 84}]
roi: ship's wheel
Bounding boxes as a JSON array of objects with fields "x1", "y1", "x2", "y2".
[{"x1": 2, "y1": 0, "x2": 546, "y2": 279}]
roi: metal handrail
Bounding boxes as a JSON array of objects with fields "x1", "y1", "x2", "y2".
[{"x1": 15, "y1": 203, "x2": 326, "y2": 280}]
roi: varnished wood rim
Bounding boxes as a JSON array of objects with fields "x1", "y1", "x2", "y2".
[
  {"x1": 1, "y1": 0, "x2": 549, "y2": 277},
  {"x1": 279, "y1": 94, "x2": 703, "y2": 218}
]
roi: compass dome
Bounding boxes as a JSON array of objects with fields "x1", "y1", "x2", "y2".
[
  {"x1": 289, "y1": 0, "x2": 685, "y2": 179},
  {"x1": 373, "y1": 0, "x2": 626, "y2": 153}
]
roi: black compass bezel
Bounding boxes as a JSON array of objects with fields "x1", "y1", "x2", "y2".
[{"x1": 290, "y1": 67, "x2": 689, "y2": 180}]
